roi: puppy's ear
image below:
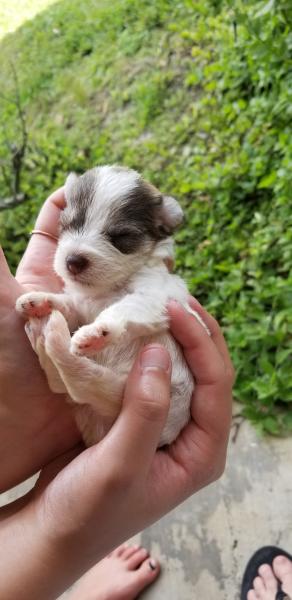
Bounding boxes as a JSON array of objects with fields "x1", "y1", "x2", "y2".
[
  {"x1": 64, "y1": 172, "x2": 79, "y2": 202},
  {"x1": 156, "y1": 195, "x2": 184, "y2": 236}
]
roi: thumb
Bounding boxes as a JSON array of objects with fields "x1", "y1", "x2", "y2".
[
  {"x1": 105, "y1": 344, "x2": 171, "y2": 475},
  {"x1": 0, "y1": 246, "x2": 21, "y2": 301},
  {"x1": 0, "y1": 246, "x2": 13, "y2": 279}
]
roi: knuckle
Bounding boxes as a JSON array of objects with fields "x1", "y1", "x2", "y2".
[
  {"x1": 215, "y1": 360, "x2": 235, "y2": 388},
  {"x1": 214, "y1": 454, "x2": 227, "y2": 480},
  {"x1": 135, "y1": 379, "x2": 169, "y2": 423},
  {"x1": 102, "y1": 466, "x2": 135, "y2": 493},
  {"x1": 208, "y1": 314, "x2": 220, "y2": 335},
  {"x1": 223, "y1": 363, "x2": 236, "y2": 388},
  {"x1": 136, "y1": 394, "x2": 167, "y2": 423},
  {"x1": 229, "y1": 364, "x2": 236, "y2": 385},
  {"x1": 209, "y1": 360, "x2": 227, "y2": 386},
  {"x1": 103, "y1": 471, "x2": 124, "y2": 491},
  {"x1": 206, "y1": 452, "x2": 227, "y2": 484}
]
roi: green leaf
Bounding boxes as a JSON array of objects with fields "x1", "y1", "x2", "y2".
[
  {"x1": 263, "y1": 416, "x2": 280, "y2": 435},
  {"x1": 258, "y1": 172, "x2": 277, "y2": 189}
]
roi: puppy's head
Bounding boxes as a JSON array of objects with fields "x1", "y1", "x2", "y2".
[{"x1": 54, "y1": 165, "x2": 183, "y2": 293}]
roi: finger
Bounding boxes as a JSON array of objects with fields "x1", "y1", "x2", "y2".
[
  {"x1": 0, "y1": 246, "x2": 21, "y2": 301},
  {"x1": 0, "y1": 246, "x2": 12, "y2": 278},
  {"x1": 34, "y1": 187, "x2": 65, "y2": 232},
  {"x1": 103, "y1": 344, "x2": 171, "y2": 476},
  {"x1": 16, "y1": 188, "x2": 65, "y2": 290},
  {"x1": 168, "y1": 300, "x2": 228, "y2": 385},
  {"x1": 187, "y1": 296, "x2": 234, "y2": 379},
  {"x1": 168, "y1": 300, "x2": 232, "y2": 439}
]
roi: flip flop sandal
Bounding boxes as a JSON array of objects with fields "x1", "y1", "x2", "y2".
[{"x1": 241, "y1": 546, "x2": 292, "y2": 600}]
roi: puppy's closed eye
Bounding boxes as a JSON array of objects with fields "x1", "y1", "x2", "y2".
[{"x1": 107, "y1": 227, "x2": 143, "y2": 254}]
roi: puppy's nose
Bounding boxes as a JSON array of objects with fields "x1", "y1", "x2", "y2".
[{"x1": 66, "y1": 254, "x2": 89, "y2": 275}]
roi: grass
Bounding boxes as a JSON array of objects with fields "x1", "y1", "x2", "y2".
[{"x1": 0, "y1": 0, "x2": 291, "y2": 434}]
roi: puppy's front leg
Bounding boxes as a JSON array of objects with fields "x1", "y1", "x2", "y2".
[
  {"x1": 16, "y1": 292, "x2": 78, "y2": 331},
  {"x1": 45, "y1": 311, "x2": 125, "y2": 419},
  {"x1": 71, "y1": 293, "x2": 169, "y2": 356}
]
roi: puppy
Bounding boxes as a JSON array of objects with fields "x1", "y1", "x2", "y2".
[{"x1": 16, "y1": 166, "x2": 208, "y2": 446}]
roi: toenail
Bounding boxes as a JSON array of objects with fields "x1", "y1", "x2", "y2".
[
  {"x1": 149, "y1": 559, "x2": 157, "y2": 570},
  {"x1": 260, "y1": 564, "x2": 270, "y2": 574},
  {"x1": 274, "y1": 556, "x2": 289, "y2": 566}
]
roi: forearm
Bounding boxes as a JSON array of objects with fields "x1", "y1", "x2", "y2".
[
  {"x1": 0, "y1": 502, "x2": 85, "y2": 600},
  {"x1": 0, "y1": 495, "x2": 121, "y2": 600},
  {"x1": 0, "y1": 504, "x2": 56, "y2": 600},
  {"x1": 0, "y1": 395, "x2": 78, "y2": 493}
]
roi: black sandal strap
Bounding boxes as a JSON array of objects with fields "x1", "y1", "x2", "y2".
[
  {"x1": 241, "y1": 547, "x2": 292, "y2": 600},
  {"x1": 276, "y1": 592, "x2": 291, "y2": 600}
]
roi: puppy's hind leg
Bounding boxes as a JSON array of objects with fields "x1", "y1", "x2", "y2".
[
  {"x1": 44, "y1": 311, "x2": 125, "y2": 420},
  {"x1": 25, "y1": 316, "x2": 67, "y2": 393}
]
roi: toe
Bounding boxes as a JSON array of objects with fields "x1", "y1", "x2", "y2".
[
  {"x1": 273, "y1": 555, "x2": 292, "y2": 597},
  {"x1": 133, "y1": 556, "x2": 160, "y2": 592},
  {"x1": 247, "y1": 590, "x2": 259, "y2": 600},
  {"x1": 253, "y1": 575, "x2": 266, "y2": 596},
  {"x1": 112, "y1": 544, "x2": 128, "y2": 558},
  {"x1": 127, "y1": 547, "x2": 149, "y2": 569},
  {"x1": 258, "y1": 564, "x2": 277, "y2": 592},
  {"x1": 273, "y1": 555, "x2": 292, "y2": 578},
  {"x1": 122, "y1": 546, "x2": 143, "y2": 561}
]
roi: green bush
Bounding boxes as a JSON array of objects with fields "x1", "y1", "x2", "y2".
[{"x1": 0, "y1": 0, "x2": 291, "y2": 433}]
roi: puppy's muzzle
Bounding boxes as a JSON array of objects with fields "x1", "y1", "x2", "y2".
[{"x1": 66, "y1": 254, "x2": 89, "y2": 275}]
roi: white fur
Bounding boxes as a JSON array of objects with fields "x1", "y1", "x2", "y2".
[{"x1": 16, "y1": 166, "x2": 209, "y2": 446}]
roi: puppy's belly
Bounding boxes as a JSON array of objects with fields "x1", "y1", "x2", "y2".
[
  {"x1": 75, "y1": 332, "x2": 194, "y2": 447},
  {"x1": 73, "y1": 404, "x2": 114, "y2": 447}
]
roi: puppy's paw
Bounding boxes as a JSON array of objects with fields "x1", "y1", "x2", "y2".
[
  {"x1": 16, "y1": 292, "x2": 53, "y2": 319},
  {"x1": 71, "y1": 321, "x2": 126, "y2": 356},
  {"x1": 44, "y1": 310, "x2": 71, "y2": 358},
  {"x1": 24, "y1": 316, "x2": 49, "y2": 353}
]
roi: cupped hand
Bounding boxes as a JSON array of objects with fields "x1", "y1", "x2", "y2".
[
  {"x1": 22, "y1": 300, "x2": 234, "y2": 597},
  {"x1": 0, "y1": 189, "x2": 80, "y2": 492}
]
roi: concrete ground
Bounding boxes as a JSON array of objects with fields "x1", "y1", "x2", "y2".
[
  {"x1": 135, "y1": 419, "x2": 292, "y2": 600},
  {"x1": 1, "y1": 417, "x2": 292, "y2": 600}
]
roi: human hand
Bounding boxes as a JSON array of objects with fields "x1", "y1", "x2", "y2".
[
  {"x1": 1, "y1": 299, "x2": 233, "y2": 599},
  {"x1": 35, "y1": 298, "x2": 233, "y2": 525},
  {"x1": 0, "y1": 189, "x2": 80, "y2": 492}
]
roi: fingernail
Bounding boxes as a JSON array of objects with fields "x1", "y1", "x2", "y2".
[
  {"x1": 167, "y1": 299, "x2": 181, "y2": 310},
  {"x1": 168, "y1": 299, "x2": 193, "y2": 316},
  {"x1": 187, "y1": 295, "x2": 203, "y2": 308},
  {"x1": 140, "y1": 345, "x2": 170, "y2": 372},
  {"x1": 149, "y1": 559, "x2": 157, "y2": 570}
]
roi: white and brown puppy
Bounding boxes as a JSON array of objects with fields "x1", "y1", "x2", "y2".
[{"x1": 16, "y1": 166, "x2": 208, "y2": 446}]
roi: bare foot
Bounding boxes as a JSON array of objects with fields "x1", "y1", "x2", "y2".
[
  {"x1": 67, "y1": 544, "x2": 160, "y2": 600},
  {"x1": 247, "y1": 555, "x2": 292, "y2": 599}
]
